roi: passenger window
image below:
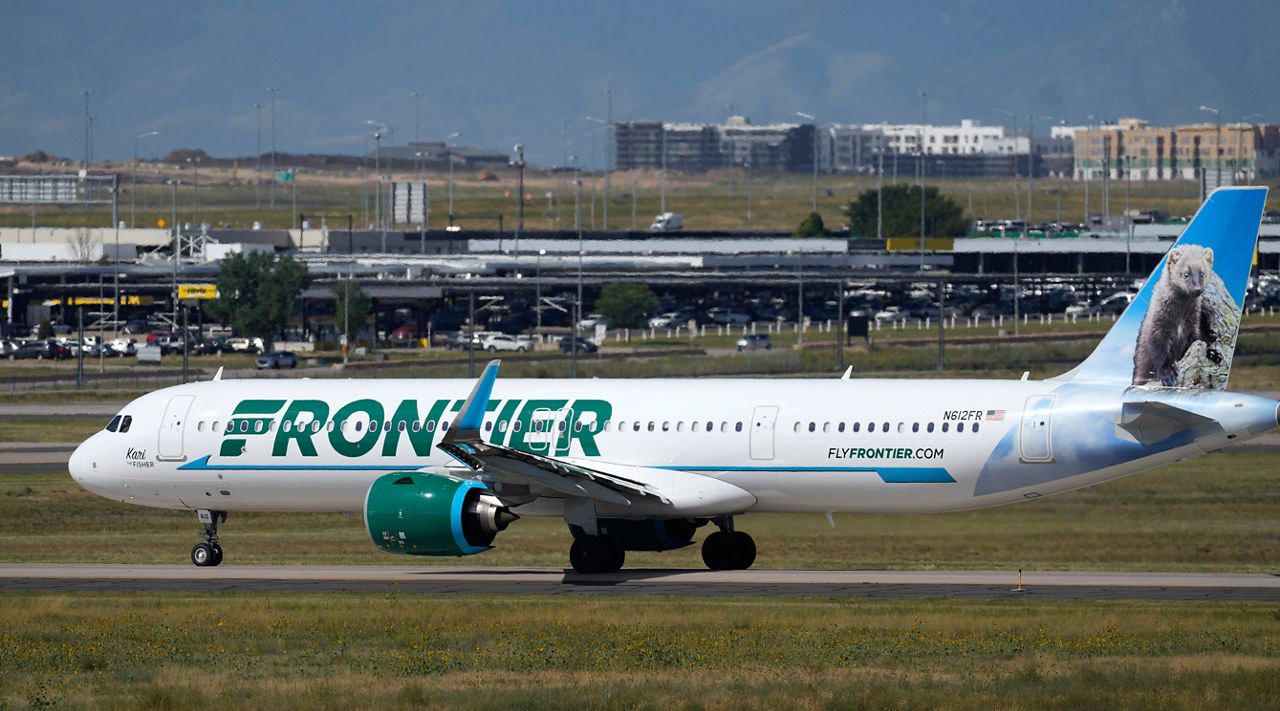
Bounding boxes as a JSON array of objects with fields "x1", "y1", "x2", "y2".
[
  {"x1": 442, "y1": 422, "x2": 449, "y2": 432},
  {"x1": 412, "y1": 420, "x2": 422, "y2": 432},
  {"x1": 942, "y1": 422, "x2": 949, "y2": 432},
  {"x1": 973, "y1": 422, "x2": 980, "y2": 433},
  {"x1": 269, "y1": 421, "x2": 276, "y2": 432},
  {"x1": 196, "y1": 421, "x2": 205, "y2": 432},
  {"x1": 648, "y1": 421, "x2": 655, "y2": 432},
  {"x1": 324, "y1": 421, "x2": 333, "y2": 432},
  {"x1": 808, "y1": 422, "x2": 816, "y2": 433},
  {"x1": 706, "y1": 421, "x2": 714, "y2": 432},
  {"x1": 912, "y1": 422, "x2": 919, "y2": 433},
  {"x1": 735, "y1": 422, "x2": 743, "y2": 433},
  {"x1": 401, "y1": 421, "x2": 409, "y2": 432},
  {"x1": 676, "y1": 422, "x2": 685, "y2": 432},
  {"x1": 212, "y1": 421, "x2": 220, "y2": 432},
  {"x1": 838, "y1": 422, "x2": 845, "y2": 433},
  {"x1": 282, "y1": 420, "x2": 292, "y2": 433},
  {"x1": 720, "y1": 422, "x2": 728, "y2": 433},
  {"x1": 633, "y1": 422, "x2": 641, "y2": 432},
  {"x1": 106, "y1": 415, "x2": 121, "y2": 432},
  {"x1": 927, "y1": 422, "x2": 935, "y2": 433},
  {"x1": 426, "y1": 420, "x2": 436, "y2": 432},
  {"x1": 896, "y1": 422, "x2": 905, "y2": 433},
  {"x1": 793, "y1": 422, "x2": 801, "y2": 433},
  {"x1": 822, "y1": 422, "x2": 831, "y2": 433},
  {"x1": 958, "y1": 422, "x2": 966, "y2": 433},
  {"x1": 120, "y1": 416, "x2": 132, "y2": 433},
  {"x1": 691, "y1": 421, "x2": 700, "y2": 432},
  {"x1": 513, "y1": 420, "x2": 522, "y2": 432},
  {"x1": 853, "y1": 422, "x2": 860, "y2": 433}
]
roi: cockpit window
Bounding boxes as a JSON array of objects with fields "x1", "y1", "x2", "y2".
[
  {"x1": 106, "y1": 415, "x2": 122, "y2": 432},
  {"x1": 119, "y1": 416, "x2": 133, "y2": 433}
]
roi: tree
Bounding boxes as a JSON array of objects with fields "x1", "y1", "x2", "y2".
[
  {"x1": 332, "y1": 280, "x2": 372, "y2": 348},
  {"x1": 843, "y1": 184, "x2": 969, "y2": 239},
  {"x1": 794, "y1": 211, "x2": 827, "y2": 237},
  {"x1": 206, "y1": 252, "x2": 310, "y2": 352},
  {"x1": 593, "y1": 283, "x2": 659, "y2": 330}
]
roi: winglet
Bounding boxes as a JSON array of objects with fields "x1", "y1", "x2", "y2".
[
  {"x1": 840, "y1": 366, "x2": 853, "y2": 380},
  {"x1": 212, "y1": 367, "x2": 223, "y2": 382},
  {"x1": 442, "y1": 359, "x2": 500, "y2": 445}
]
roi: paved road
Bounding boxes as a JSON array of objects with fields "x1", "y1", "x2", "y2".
[{"x1": 1, "y1": 565, "x2": 1276, "y2": 600}]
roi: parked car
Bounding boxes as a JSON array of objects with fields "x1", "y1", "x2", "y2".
[
  {"x1": 10, "y1": 339, "x2": 70, "y2": 360},
  {"x1": 442, "y1": 331, "x2": 474, "y2": 351},
  {"x1": 736, "y1": 334, "x2": 772, "y2": 351},
  {"x1": 481, "y1": 333, "x2": 533, "y2": 352},
  {"x1": 256, "y1": 351, "x2": 298, "y2": 370},
  {"x1": 649, "y1": 212, "x2": 684, "y2": 232},
  {"x1": 578, "y1": 313, "x2": 607, "y2": 330},
  {"x1": 708, "y1": 307, "x2": 751, "y2": 325},
  {"x1": 109, "y1": 338, "x2": 137, "y2": 356},
  {"x1": 558, "y1": 335, "x2": 598, "y2": 354},
  {"x1": 228, "y1": 337, "x2": 265, "y2": 354}
]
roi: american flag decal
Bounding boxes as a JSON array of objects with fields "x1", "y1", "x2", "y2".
[{"x1": 986, "y1": 409, "x2": 1006, "y2": 421}]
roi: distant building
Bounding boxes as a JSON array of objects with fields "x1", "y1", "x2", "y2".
[
  {"x1": 614, "y1": 118, "x2": 814, "y2": 173},
  {"x1": 1073, "y1": 118, "x2": 1280, "y2": 182},
  {"x1": 376, "y1": 141, "x2": 510, "y2": 169}
]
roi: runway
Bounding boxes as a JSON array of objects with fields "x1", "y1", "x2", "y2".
[{"x1": 1, "y1": 565, "x2": 1277, "y2": 600}]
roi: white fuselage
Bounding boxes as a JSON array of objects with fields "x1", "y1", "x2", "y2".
[{"x1": 68, "y1": 375, "x2": 1279, "y2": 518}]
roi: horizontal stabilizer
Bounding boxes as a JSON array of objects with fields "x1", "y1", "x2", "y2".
[{"x1": 1117, "y1": 399, "x2": 1215, "y2": 445}]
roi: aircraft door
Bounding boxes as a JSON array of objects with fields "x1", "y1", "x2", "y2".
[
  {"x1": 157, "y1": 395, "x2": 195, "y2": 461},
  {"x1": 1019, "y1": 395, "x2": 1055, "y2": 463},
  {"x1": 749, "y1": 405, "x2": 779, "y2": 460}
]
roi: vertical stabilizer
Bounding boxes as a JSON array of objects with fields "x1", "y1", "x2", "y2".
[{"x1": 1060, "y1": 186, "x2": 1266, "y2": 389}]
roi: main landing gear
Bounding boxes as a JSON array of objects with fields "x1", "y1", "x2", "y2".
[
  {"x1": 701, "y1": 517, "x2": 756, "y2": 571},
  {"x1": 191, "y1": 509, "x2": 226, "y2": 567},
  {"x1": 566, "y1": 517, "x2": 757, "y2": 574}
]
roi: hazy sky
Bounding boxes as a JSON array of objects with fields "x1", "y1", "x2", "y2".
[{"x1": 3, "y1": 0, "x2": 1277, "y2": 166}]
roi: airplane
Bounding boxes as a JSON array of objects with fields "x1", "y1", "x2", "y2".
[{"x1": 69, "y1": 187, "x2": 1278, "y2": 574}]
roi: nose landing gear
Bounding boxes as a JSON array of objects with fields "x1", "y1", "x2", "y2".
[{"x1": 191, "y1": 509, "x2": 226, "y2": 567}]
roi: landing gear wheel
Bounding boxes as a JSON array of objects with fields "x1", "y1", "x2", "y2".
[
  {"x1": 701, "y1": 530, "x2": 756, "y2": 570},
  {"x1": 569, "y1": 536, "x2": 625, "y2": 574},
  {"x1": 192, "y1": 509, "x2": 227, "y2": 567},
  {"x1": 191, "y1": 543, "x2": 217, "y2": 567}
]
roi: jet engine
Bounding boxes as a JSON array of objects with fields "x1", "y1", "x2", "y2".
[{"x1": 365, "y1": 472, "x2": 518, "y2": 556}]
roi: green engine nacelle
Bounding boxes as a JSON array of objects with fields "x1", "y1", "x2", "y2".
[{"x1": 364, "y1": 472, "x2": 518, "y2": 556}]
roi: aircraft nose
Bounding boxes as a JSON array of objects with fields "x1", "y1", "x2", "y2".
[{"x1": 68, "y1": 436, "x2": 98, "y2": 486}]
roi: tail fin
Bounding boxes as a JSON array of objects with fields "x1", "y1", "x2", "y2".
[{"x1": 1061, "y1": 186, "x2": 1267, "y2": 390}]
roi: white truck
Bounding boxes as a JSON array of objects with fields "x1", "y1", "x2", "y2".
[{"x1": 649, "y1": 212, "x2": 683, "y2": 232}]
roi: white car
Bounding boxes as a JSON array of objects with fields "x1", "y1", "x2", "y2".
[
  {"x1": 578, "y1": 313, "x2": 607, "y2": 330},
  {"x1": 227, "y1": 337, "x2": 265, "y2": 354},
  {"x1": 648, "y1": 312, "x2": 681, "y2": 329},
  {"x1": 480, "y1": 333, "x2": 533, "y2": 352},
  {"x1": 110, "y1": 338, "x2": 137, "y2": 356}
]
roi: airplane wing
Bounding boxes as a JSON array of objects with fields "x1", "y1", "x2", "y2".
[{"x1": 438, "y1": 360, "x2": 756, "y2": 514}]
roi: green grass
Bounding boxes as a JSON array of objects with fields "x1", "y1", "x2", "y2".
[
  {"x1": 2, "y1": 449, "x2": 1277, "y2": 571},
  {"x1": 0, "y1": 416, "x2": 104, "y2": 443},
  {"x1": 6, "y1": 167, "x2": 1279, "y2": 232},
  {"x1": 0, "y1": 593, "x2": 1276, "y2": 709}
]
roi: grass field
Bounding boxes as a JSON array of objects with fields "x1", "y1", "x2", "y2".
[
  {"x1": 5, "y1": 164, "x2": 1278, "y2": 232},
  {"x1": 0, "y1": 593, "x2": 1276, "y2": 709},
  {"x1": 2, "y1": 448, "x2": 1276, "y2": 571}
]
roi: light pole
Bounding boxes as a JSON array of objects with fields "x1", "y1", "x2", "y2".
[
  {"x1": 604, "y1": 89, "x2": 614, "y2": 230},
  {"x1": 513, "y1": 143, "x2": 525, "y2": 260},
  {"x1": 366, "y1": 120, "x2": 389, "y2": 245},
  {"x1": 1198, "y1": 105, "x2": 1221, "y2": 189},
  {"x1": 574, "y1": 176, "x2": 584, "y2": 379},
  {"x1": 82, "y1": 89, "x2": 91, "y2": 172},
  {"x1": 169, "y1": 179, "x2": 179, "y2": 331},
  {"x1": 1027, "y1": 114, "x2": 1054, "y2": 231},
  {"x1": 660, "y1": 128, "x2": 668, "y2": 214},
  {"x1": 446, "y1": 131, "x2": 460, "y2": 227},
  {"x1": 1242, "y1": 113, "x2": 1263, "y2": 184},
  {"x1": 132, "y1": 130, "x2": 159, "y2": 228},
  {"x1": 992, "y1": 108, "x2": 1021, "y2": 235},
  {"x1": 268, "y1": 86, "x2": 278, "y2": 209},
  {"x1": 919, "y1": 92, "x2": 928, "y2": 269},
  {"x1": 411, "y1": 91, "x2": 421, "y2": 142},
  {"x1": 254, "y1": 103, "x2": 264, "y2": 210},
  {"x1": 536, "y1": 249, "x2": 545, "y2": 334},
  {"x1": 795, "y1": 111, "x2": 818, "y2": 213},
  {"x1": 186, "y1": 156, "x2": 200, "y2": 228}
]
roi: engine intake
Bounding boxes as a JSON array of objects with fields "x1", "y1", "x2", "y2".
[{"x1": 365, "y1": 472, "x2": 517, "y2": 556}]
